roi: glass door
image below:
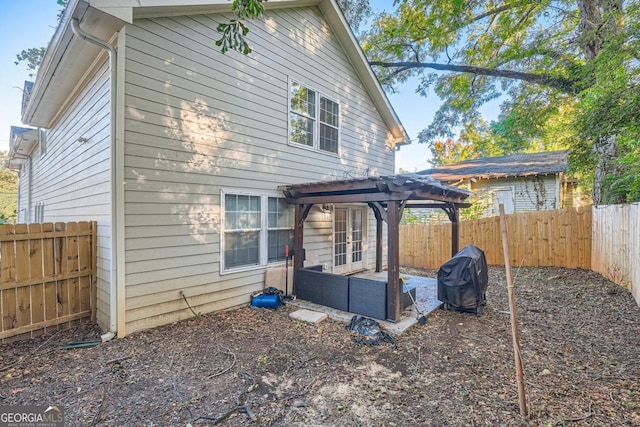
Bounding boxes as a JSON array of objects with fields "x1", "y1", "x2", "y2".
[{"x1": 334, "y1": 207, "x2": 366, "y2": 274}]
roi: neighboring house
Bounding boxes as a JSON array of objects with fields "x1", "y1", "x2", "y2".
[
  {"x1": 418, "y1": 151, "x2": 577, "y2": 217},
  {"x1": 9, "y1": 0, "x2": 409, "y2": 336}
]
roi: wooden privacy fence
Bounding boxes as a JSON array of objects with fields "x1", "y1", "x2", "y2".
[
  {"x1": 0, "y1": 222, "x2": 97, "y2": 340},
  {"x1": 591, "y1": 203, "x2": 640, "y2": 303},
  {"x1": 400, "y1": 206, "x2": 592, "y2": 270}
]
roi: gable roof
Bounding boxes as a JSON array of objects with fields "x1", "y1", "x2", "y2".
[
  {"x1": 22, "y1": 0, "x2": 409, "y2": 146},
  {"x1": 418, "y1": 151, "x2": 569, "y2": 182}
]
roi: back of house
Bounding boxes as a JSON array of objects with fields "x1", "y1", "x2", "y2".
[{"x1": 9, "y1": 0, "x2": 408, "y2": 336}]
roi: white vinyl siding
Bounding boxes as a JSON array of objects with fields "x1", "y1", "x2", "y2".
[
  {"x1": 23, "y1": 61, "x2": 113, "y2": 329},
  {"x1": 122, "y1": 7, "x2": 395, "y2": 333},
  {"x1": 471, "y1": 176, "x2": 560, "y2": 216}
]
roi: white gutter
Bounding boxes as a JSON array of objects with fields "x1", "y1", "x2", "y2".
[{"x1": 71, "y1": 18, "x2": 120, "y2": 334}]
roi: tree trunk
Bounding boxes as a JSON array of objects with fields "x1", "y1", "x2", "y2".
[
  {"x1": 593, "y1": 135, "x2": 619, "y2": 205},
  {"x1": 578, "y1": 0, "x2": 622, "y2": 204}
]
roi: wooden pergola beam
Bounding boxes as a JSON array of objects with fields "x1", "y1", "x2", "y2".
[{"x1": 289, "y1": 191, "x2": 413, "y2": 205}]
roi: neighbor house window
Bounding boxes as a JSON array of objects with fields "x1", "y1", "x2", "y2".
[
  {"x1": 289, "y1": 80, "x2": 339, "y2": 154},
  {"x1": 222, "y1": 193, "x2": 294, "y2": 271}
]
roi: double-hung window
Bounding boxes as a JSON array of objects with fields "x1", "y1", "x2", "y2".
[
  {"x1": 289, "y1": 80, "x2": 340, "y2": 154},
  {"x1": 222, "y1": 192, "x2": 294, "y2": 272}
]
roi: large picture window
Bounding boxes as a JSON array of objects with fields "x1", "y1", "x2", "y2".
[
  {"x1": 222, "y1": 193, "x2": 294, "y2": 272},
  {"x1": 289, "y1": 80, "x2": 339, "y2": 154}
]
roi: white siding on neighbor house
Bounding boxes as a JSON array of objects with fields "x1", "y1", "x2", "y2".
[
  {"x1": 122, "y1": 7, "x2": 395, "y2": 333},
  {"x1": 471, "y1": 175, "x2": 560, "y2": 215},
  {"x1": 25, "y1": 61, "x2": 113, "y2": 329}
]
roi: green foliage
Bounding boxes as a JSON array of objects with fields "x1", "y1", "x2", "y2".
[
  {"x1": 400, "y1": 208, "x2": 448, "y2": 224},
  {"x1": 570, "y1": 1, "x2": 640, "y2": 202},
  {"x1": 362, "y1": 0, "x2": 640, "y2": 203},
  {"x1": 215, "y1": 0, "x2": 265, "y2": 54},
  {"x1": 460, "y1": 190, "x2": 491, "y2": 221},
  {"x1": 216, "y1": 20, "x2": 253, "y2": 54},
  {"x1": 15, "y1": 1, "x2": 68, "y2": 78},
  {"x1": 15, "y1": 47, "x2": 45, "y2": 79},
  {"x1": 218, "y1": 0, "x2": 372, "y2": 55},
  {"x1": 0, "y1": 151, "x2": 18, "y2": 221}
]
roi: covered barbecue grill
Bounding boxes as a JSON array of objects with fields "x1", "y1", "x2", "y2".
[{"x1": 437, "y1": 245, "x2": 489, "y2": 314}]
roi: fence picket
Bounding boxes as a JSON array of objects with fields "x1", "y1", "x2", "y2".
[
  {"x1": 1, "y1": 225, "x2": 16, "y2": 333},
  {"x1": 28, "y1": 223, "x2": 45, "y2": 329},
  {"x1": 78, "y1": 222, "x2": 92, "y2": 314},
  {"x1": 42, "y1": 223, "x2": 57, "y2": 327},
  {"x1": 0, "y1": 221, "x2": 97, "y2": 341},
  {"x1": 66, "y1": 222, "x2": 80, "y2": 325},
  {"x1": 14, "y1": 225, "x2": 31, "y2": 332}
]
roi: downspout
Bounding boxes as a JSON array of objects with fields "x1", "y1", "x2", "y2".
[
  {"x1": 71, "y1": 18, "x2": 119, "y2": 334},
  {"x1": 28, "y1": 157, "x2": 32, "y2": 223}
]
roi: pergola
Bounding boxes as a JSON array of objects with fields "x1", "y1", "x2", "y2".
[{"x1": 281, "y1": 174, "x2": 472, "y2": 321}]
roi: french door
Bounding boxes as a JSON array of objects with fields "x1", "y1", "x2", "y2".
[{"x1": 334, "y1": 207, "x2": 366, "y2": 274}]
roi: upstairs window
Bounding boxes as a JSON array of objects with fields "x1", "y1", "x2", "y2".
[{"x1": 289, "y1": 80, "x2": 339, "y2": 154}]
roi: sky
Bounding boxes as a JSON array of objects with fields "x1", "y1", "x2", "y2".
[
  {"x1": 0, "y1": 1, "x2": 61, "y2": 152},
  {"x1": 0, "y1": 1, "x2": 499, "y2": 173}
]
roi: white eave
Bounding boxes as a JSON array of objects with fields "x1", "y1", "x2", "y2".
[
  {"x1": 7, "y1": 126, "x2": 39, "y2": 170},
  {"x1": 23, "y1": 0, "x2": 409, "y2": 146},
  {"x1": 21, "y1": 0, "x2": 124, "y2": 128}
]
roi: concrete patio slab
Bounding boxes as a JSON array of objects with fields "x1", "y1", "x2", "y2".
[{"x1": 289, "y1": 309, "x2": 328, "y2": 324}]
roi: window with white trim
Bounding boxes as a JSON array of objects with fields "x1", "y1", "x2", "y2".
[
  {"x1": 267, "y1": 197, "x2": 294, "y2": 262},
  {"x1": 289, "y1": 80, "x2": 339, "y2": 154},
  {"x1": 222, "y1": 193, "x2": 294, "y2": 271}
]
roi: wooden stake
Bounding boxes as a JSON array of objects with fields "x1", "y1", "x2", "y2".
[{"x1": 499, "y1": 204, "x2": 528, "y2": 418}]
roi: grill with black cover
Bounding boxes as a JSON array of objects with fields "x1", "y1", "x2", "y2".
[{"x1": 437, "y1": 245, "x2": 489, "y2": 315}]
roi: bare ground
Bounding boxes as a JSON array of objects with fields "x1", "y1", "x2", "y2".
[{"x1": 1, "y1": 266, "x2": 639, "y2": 426}]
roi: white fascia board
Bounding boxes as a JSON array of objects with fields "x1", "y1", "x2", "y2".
[
  {"x1": 21, "y1": 0, "x2": 88, "y2": 126},
  {"x1": 90, "y1": 0, "x2": 313, "y2": 20}
]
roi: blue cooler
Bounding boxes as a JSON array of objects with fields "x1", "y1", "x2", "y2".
[{"x1": 251, "y1": 294, "x2": 279, "y2": 308}]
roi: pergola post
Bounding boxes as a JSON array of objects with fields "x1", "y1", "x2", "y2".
[
  {"x1": 451, "y1": 207, "x2": 460, "y2": 257},
  {"x1": 293, "y1": 204, "x2": 312, "y2": 293},
  {"x1": 386, "y1": 200, "x2": 401, "y2": 322},
  {"x1": 368, "y1": 203, "x2": 384, "y2": 273},
  {"x1": 375, "y1": 215, "x2": 383, "y2": 272}
]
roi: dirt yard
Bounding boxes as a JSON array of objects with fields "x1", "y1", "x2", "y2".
[{"x1": 1, "y1": 266, "x2": 639, "y2": 426}]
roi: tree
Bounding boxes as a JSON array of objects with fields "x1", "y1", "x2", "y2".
[
  {"x1": 0, "y1": 151, "x2": 18, "y2": 221},
  {"x1": 360, "y1": 0, "x2": 640, "y2": 203},
  {"x1": 15, "y1": 0, "x2": 68, "y2": 78}
]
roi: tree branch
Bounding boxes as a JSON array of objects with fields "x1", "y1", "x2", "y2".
[
  {"x1": 368, "y1": 61, "x2": 579, "y2": 94},
  {"x1": 470, "y1": 0, "x2": 531, "y2": 23}
]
